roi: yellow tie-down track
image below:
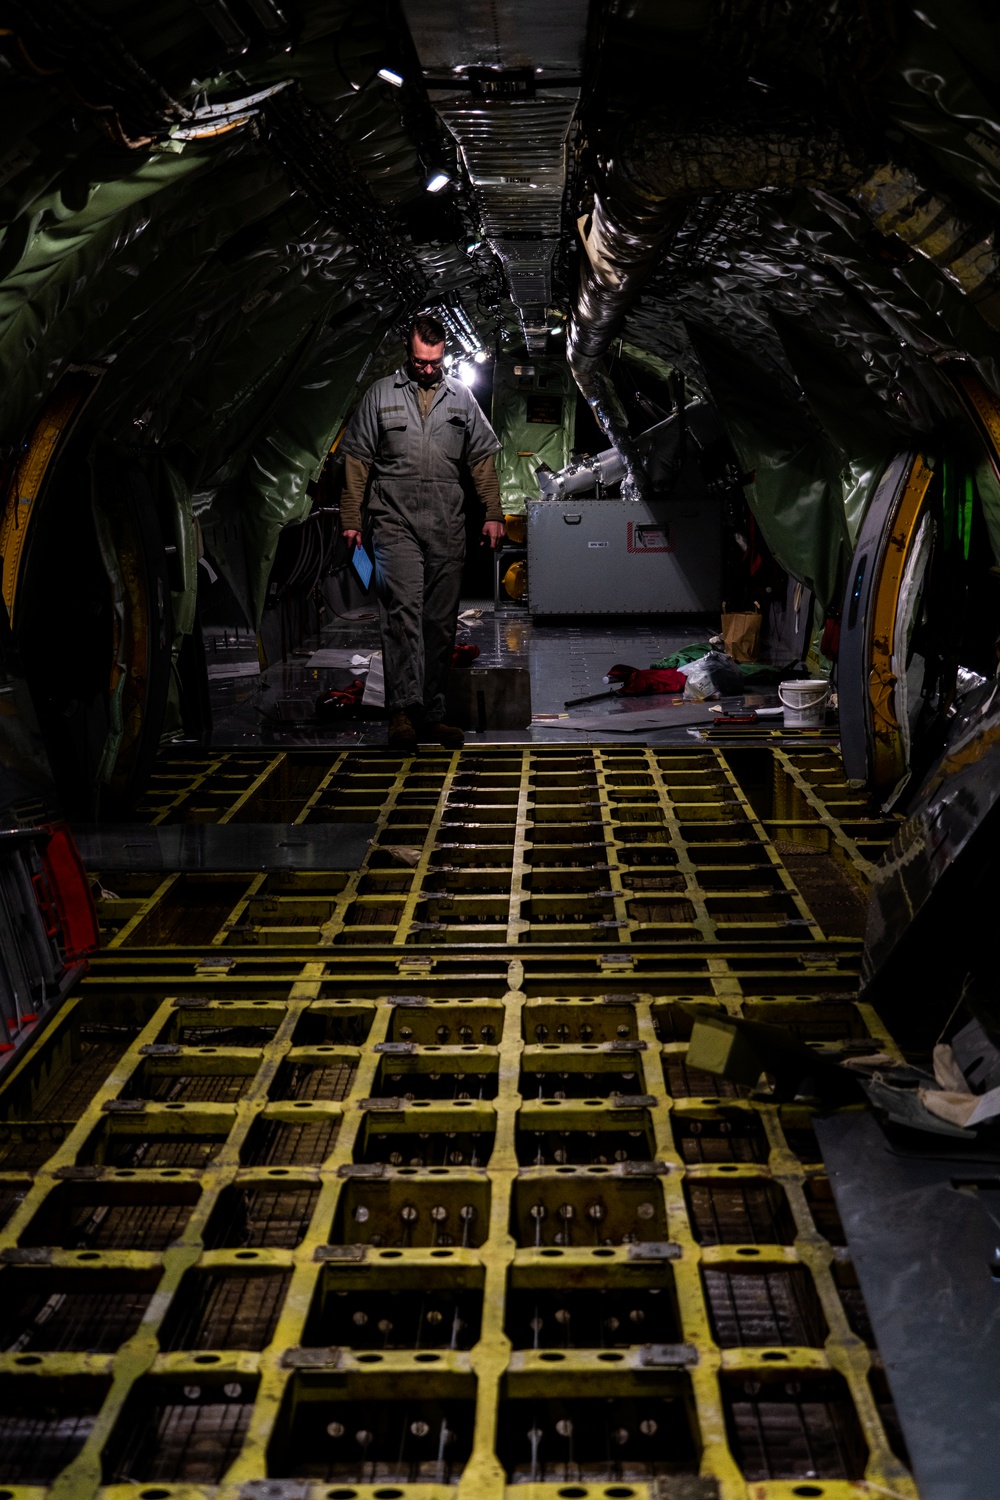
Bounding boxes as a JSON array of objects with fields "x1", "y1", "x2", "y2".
[{"x1": 0, "y1": 746, "x2": 916, "y2": 1500}]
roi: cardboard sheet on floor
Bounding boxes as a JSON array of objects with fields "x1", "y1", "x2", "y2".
[
  {"x1": 72, "y1": 823, "x2": 377, "y2": 871},
  {"x1": 536, "y1": 704, "x2": 716, "y2": 732}
]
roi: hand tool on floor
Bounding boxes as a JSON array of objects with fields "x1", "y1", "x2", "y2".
[{"x1": 563, "y1": 688, "x2": 621, "y2": 707}]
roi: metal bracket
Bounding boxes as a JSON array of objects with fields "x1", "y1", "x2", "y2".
[
  {"x1": 280, "y1": 1347, "x2": 342, "y2": 1370},
  {"x1": 172, "y1": 996, "x2": 216, "y2": 1009},
  {"x1": 627, "y1": 1241, "x2": 681, "y2": 1262},
  {"x1": 240, "y1": 1482, "x2": 312, "y2": 1500},
  {"x1": 196, "y1": 957, "x2": 235, "y2": 972},
  {"x1": 387, "y1": 995, "x2": 427, "y2": 1006},
  {"x1": 53, "y1": 1165, "x2": 103, "y2": 1180},
  {"x1": 102, "y1": 1098, "x2": 147, "y2": 1114},
  {"x1": 358, "y1": 1097, "x2": 403, "y2": 1112},
  {"x1": 610, "y1": 1094, "x2": 657, "y2": 1110},
  {"x1": 313, "y1": 1244, "x2": 368, "y2": 1264},
  {"x1": 640, "y1": 1342, "x2": 699, "y2": 1368},
  {"x1": 337, "y1": 1163, "x2": 384, "y2": 1179},
  {"x1": 651, "y1": 1478, "x2": 720, "y2": 1500},
  {"x1": 374, "y1": 1042, "x2": 415, "y2": 1055},
  {"x1": 599, "y1": 953, "x2": 636, "y2": 968},
  {"x1": 621, "y1": 1160, "x2": 669, "y2": 1177},
  {"x1": 602, "y1": 994, "x2": 639, "y2": 1004},
  {"x1": 140, "y1": 1043, "x2": 181, "y2": 1057},
  {"x1": 607, "y1": 1040, "x2": 647, "y2": 1053},
  {"x1": 0, "y1": 1247, "x2": 52, "y2": 1264}
]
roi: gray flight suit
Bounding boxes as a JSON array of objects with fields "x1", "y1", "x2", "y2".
[{"x1": 341, "y1": 366, "x2": 500, "y2": 721}]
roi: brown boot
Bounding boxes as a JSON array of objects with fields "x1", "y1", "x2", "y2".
[
  {"x1": 387, "y1": 709, "x2": 418, "y2": 753},
  {"x1": 426, "y1": 720, "x2": 465, "y2": 749}
]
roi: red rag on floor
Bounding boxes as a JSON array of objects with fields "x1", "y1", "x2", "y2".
[
  {"x1": 605, "y1": 663, "x2": 687, "y2": 695},
  {"x1": 620, "y1": 667, "x2": 687, "y2": 695},
  {"x1": 315, "y1": 677, "x2": 367, "y2": 720},
  {"x1": 452, "y1": 642, "x2": 480, "y2": 667}
]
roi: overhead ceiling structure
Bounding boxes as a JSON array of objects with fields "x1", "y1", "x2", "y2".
[
  {"x1": 402, "y1": 0, "x2": 587, "y2": 354},
  {"x1": 2, "y1": 0, "x2": 1000, "y2": 831}
]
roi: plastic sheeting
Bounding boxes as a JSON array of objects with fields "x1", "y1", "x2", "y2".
[
  {"x1": 491, "y1": 358, "x2": 577, "y2": 516},
  {"x1": 0, "y1": 1, "x2": 491, "y2": 625},
  {"x1": 562, "y1": 0, "x2": 1000, "y2": 617},
  {"x1": 6, "y1": 0, "x2": 1000, "y2": 639},
  {"x1": 619, "y1": 160, "x2": 1000, "y2": 609},
  {"x1": 685, "y1": 324, "x2": 853, "y2": 614}
]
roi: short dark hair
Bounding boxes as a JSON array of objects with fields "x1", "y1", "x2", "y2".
[{"x1": 408, "y1": 312, "x2": 447, "y2": 347}]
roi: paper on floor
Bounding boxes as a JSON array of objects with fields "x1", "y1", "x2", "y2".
[
  {"x1": 535, "y1": 704, "x2": 715, "y2": 732},
  {"x1": 306, "y1": 648, "x2": 372, "y2": 669},
  {"x1": 362, "y1": 651, "x2": 385, "y2": 707}
]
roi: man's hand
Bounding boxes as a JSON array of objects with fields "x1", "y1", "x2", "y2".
[
  {"x1": 481, "y1": 521, "x2": 505, "y2": 550},
  {"x1": 342, "y1": 529, "x2": 363, "y2": 549}
]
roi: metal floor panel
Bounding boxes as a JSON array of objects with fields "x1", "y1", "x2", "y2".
[
  {"x1": 815, "y1": 1111, "x2": 1000, "y2": 1500},
  {"x1": 0, "y1": 746, "x2": 916, "y2": 1500},
  {"x1": 208, "y1": 613, "x2": 780, "y2": 748}
]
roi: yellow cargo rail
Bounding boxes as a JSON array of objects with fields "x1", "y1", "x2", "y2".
[{"x1": 0, "y1": 747, "x2": 916, "y2": 1500}]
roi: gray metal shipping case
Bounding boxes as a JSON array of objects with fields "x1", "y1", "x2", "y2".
[{"x1": 525, "y1": 496, "x2": 722, "y2": 614}]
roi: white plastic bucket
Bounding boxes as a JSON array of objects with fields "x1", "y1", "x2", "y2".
[{"x1": 778, "y1": 679, "x2": 830, "y2": 728}]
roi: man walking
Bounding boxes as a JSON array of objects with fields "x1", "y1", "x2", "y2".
[{"x1": 340, "y1": 314, "x2": 505, "y2": 751}]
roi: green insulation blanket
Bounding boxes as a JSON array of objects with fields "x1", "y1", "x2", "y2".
[{"x1": 492, "y1": 357, "x2": 576, "y2": 516}]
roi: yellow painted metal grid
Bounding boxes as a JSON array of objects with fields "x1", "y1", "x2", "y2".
[
  {"x1": 102, "y1": 747, "x2": 894, "y2": 952},
  {"x1": 0, "y1": 748, "x2": 915, "y2": 1500}
]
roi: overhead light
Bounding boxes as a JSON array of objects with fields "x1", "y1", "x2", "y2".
[
  {"x1": 466, "y1": 240, "x2": 482, "y2": 252},
  {"x1": 426, "y1": 172, "x2": 450, "y2": 194},
  {"x1": 377, "y1": 67, "x2": 404, "y2": 86},
  {"x1": 549, "y1": 324, "x2": 565, "y2": 335},
  {"x1": 458, "y1": 361, "x2": 476, "y2": 386},
  {"x1": 473, "y1": 349, "x2": 488, "y2": 364},
  {"x1": 443, "y1": 354, "x2": 454, "y2": 367}
]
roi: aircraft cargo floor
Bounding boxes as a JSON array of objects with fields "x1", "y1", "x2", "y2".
[{"x1": 0, "y1": 745, "x2": 916, "y2": 1500}]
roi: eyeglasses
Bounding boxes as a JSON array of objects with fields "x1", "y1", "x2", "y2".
[{"x1": 410, "y1": 355, "x2": 445, "y2": 369}]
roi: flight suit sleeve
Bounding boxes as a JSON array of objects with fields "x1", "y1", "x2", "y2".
[
  {"x1": 340, "y1": 455, "x2": 370, "y2": 532},
  {"x1": 340, "y1": 387, "x2": 380, "y2": 464},
  {"x1": 469, "y1": 454, "x2": 504, "y2": 521}
]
